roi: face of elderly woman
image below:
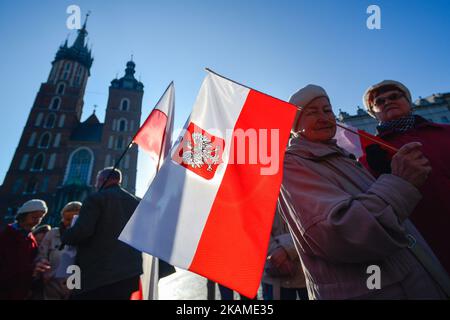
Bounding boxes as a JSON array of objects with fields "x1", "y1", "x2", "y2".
[
  {"x1": 20, "y1": 211, "x2": 46, "y2": 232},
  {"x1": 297, "y1": 96, "x2": 337, "y2": 142},
  {"x1": 371, "y1": 90, "x2": 411, "y2": 122}
]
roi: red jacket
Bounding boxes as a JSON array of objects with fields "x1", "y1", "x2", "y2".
[
  {"x1": 361, "y1": 116, "x2": 450, "y2": 275},
  {"x1": 0, "y1": 224, "x2": 38, "y2": 300}
]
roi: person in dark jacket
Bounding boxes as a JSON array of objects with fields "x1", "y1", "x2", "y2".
[
  {"x1": 0, "y1": 199, "x2": 48, "y2": 300},
  {"x1": 61, "y1": 167, "x2": 142, "y2": 300},
  {"x1": 361, "y1": 80, "x2": 450, "y2": 276}
]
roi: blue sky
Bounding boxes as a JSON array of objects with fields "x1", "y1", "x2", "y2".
[{"x1": 1, "y1": 0, "x2": 449, "y2": 197}]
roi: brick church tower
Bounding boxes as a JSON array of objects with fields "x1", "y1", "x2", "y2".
[{"x1": 0, "y1": 17, "x2": 144, "y2": 225}]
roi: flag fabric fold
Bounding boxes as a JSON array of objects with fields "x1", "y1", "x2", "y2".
[{"x1": 119, "y1": 71, "x2": 297, "y2": 298}]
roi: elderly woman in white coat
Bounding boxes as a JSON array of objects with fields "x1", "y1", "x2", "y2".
[{"x1": 277, "y1": 84, "x2": 448, "y2": 300}]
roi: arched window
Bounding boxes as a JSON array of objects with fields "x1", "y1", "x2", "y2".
[
  {"x1": 50, "y1": 97, "x2": 61, "y2": 110},
  {"x1": 44, "y1": 113, "x2": 56, "y2": 128},
  {"x1": 56, "y1": 83, "x2": 65, "y2": 95},
  {"x1": 64, "y1": 148, "x2": 94, "y2": 186},
  {"x1": 118, "y1": 119, "x2": 128, "y2": 132},
  {"x1": 38, "y1": 132, "x2": 51, "y2": 148},
  {"x1": 120, "y1": 98, "x2": 130, "y2": 111},
  {"x1": 31, "y1": 153, "x2": 45, "y2": 171}
]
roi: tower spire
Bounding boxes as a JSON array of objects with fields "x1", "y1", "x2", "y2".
[{"x1": 72, "y1": 11, "x2": 91, "y2": 49}]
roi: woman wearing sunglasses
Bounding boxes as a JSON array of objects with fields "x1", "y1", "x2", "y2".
[
  {"x1": 362, "y1": 80, "x2": 450, "y2": 282},
  {"x1": 277, "y1": 84, "x2": 446, "y2": 299}
]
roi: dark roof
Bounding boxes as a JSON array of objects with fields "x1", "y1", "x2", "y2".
[
  {"x1": 70, "y1": 113, "x2": 103, "y2": 142},
  {"x1": 53, "y1": 19, "x2": 93, "y2": 70},
  {"x1": 110, "y1": 60, "x2": 144, "y2": 91}
]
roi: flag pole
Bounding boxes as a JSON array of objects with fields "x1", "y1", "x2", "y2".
[
  {"x1": 205, "y1": 68, "x2": 399, "y2": 153},
  {"x1": 98, "y1": 141, "x2": 135, "y2": 191},
  {"x1": 99, "y1": 81, "x2": 175, "y2": 192}
]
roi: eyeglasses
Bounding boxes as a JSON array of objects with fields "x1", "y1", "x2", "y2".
[{"x1": 373, "y1": 92, "x2": 404, "y2": 108}]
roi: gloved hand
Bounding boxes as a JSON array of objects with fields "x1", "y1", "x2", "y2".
[{"x1": 365, "y1": 144, "x2": 392, "y2": 174}]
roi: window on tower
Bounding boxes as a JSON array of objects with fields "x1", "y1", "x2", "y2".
[
  {"x1": 74, "y1": 66, "x2": 84, "y2": 86},
  {"x1": 44, "y1": 114, "x2": 56, "y2": 129},
  {"x1": 50, "y1": 97, "x2": 61, "y2": 110},
  {"x1": 31, "y1": 153, "x2": 45, "y2": 171},
  {"x1": 38, "y1": 132, "x2": 52, "y2": 148},
  {"x1": 116, "y1": 136, "x2": 124, "y2": 150},
  {"x1": 65, "y1": 148, "x2": 93, "y2": 186},
  {"x1": 62, "y1": 62, "x2": 72, "y2": 80},
  {"x1": 118, "y1": 119, "x2": 128, "y2": 132},
  {"x1": 12, "y1": 178, "x2": 23, "y2": 194},
  {"x1": 28, "y1": 132, "x2": 37, "y2": 147},
  {"x1": 19, "y1": 154, "x2": 30, "y2": 170},
  {"x1": 35, "y1": 113, "x2": 44, "y2": 126},
  {"x1": 24, "y1": 178, "x2": 39, "y2": 194},
  {"x1": 120, "y1": 98, "x2": 130, "y2": 111},
  {"x1": 56, "y1": 83, "x2": 65, "y2": 95}
]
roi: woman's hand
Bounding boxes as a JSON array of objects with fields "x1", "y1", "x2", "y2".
[
  {"x1": 391, "y1": 142, "x2": 431, "y2": 188},
  {"x1": 33, "y1": 258, "x2": 51, "y2": 277},
  {"x1": 266, "y1": 247, "x2": 296, "y2": 277}
]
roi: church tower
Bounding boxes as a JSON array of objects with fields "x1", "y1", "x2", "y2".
[
  {"x1": 97, "y1": 60, "x2": 144, "y2": 194},
  {"x1": 0, "y1": 16, "x2": 93, "y2": 220}
]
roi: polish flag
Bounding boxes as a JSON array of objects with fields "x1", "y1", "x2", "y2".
[
  {"x1": 133, "y1": 82, "x2": 175, "y2": 168},
  {"x1": 119, "y1": 70, "x2": 297, "y2": 298},
  {"x1": 130, "y1": 82, "x2": 175, "y2": 300},
  {"x1": 334, "y1": 122, "x2": 396, "y2": 161}
]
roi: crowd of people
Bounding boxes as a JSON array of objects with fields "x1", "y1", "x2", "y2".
[{"x1": 1, "y1": 80, "x2": 449, "y2": 300}]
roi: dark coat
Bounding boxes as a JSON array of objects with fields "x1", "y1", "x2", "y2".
[
  {"x1": 62, "y1": 184, "x2": 142, "y2": 293},
  {"x1": 0, "y1": 225, "x2": 38, "y2": 300},
  {"x1": 362, "y1": 116, "x2": 450, "y2": 276}
]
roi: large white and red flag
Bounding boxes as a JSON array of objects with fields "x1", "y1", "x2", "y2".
[
  {"x1": 119, "y1": 70, "x2": 297, "y2": 298},
  {"x1": 130, "y1": 82, "x2": 175, "y2": 300}
]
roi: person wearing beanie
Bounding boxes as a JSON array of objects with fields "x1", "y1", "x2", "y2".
[
  {"x1": 0, "y1": 199, "x2": 48, "y2": 299},
  {"x1": 361, "y1": 80, "x2": 450, "y2": 277},
  {"x1": 277, "y1": 84, "x2": 447, "y2": 299}
]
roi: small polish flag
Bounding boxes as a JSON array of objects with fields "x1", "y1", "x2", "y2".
[{"x1": 334, "y1": 122, "x2": 396, "y2": 161}]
